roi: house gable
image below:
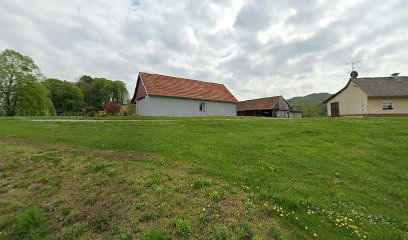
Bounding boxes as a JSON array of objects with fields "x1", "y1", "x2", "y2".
[{"x1": 326, "y1": 80, "x2": 368, "y2": 116}]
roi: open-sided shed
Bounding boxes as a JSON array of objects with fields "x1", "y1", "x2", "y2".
[{"x1": 237, "y1": 96, "x2": 302, "y2": 118}]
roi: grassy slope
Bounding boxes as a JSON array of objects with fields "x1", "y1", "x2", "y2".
[{"x1": 0, "y1": 117, "x2": 407, "y2": 239}]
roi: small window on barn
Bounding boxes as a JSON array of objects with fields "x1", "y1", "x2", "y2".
[
  {"x1": 199, "y1": 102, "x2": 205, "y2": 112},
  {"x1": 382, "y1": 101, "x2": 393, "y2": 110}
]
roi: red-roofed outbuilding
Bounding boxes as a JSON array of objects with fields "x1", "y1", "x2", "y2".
[{"x1": 131, "y1": 72, "x2": 237, "y2": 116}]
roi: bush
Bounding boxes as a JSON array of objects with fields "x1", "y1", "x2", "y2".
[
  {"x1": 102, "y1": 100, "x2": 122, "y2": 116},
  {"x1": 175, "y1": 219, "x2": 191, "y2": 238},
  {"x1": 96, "y1": 111, "x2": 108, "y2": 117},
  {"x1": 82, "y1": 106, "x2": 96, "y2": 117}
]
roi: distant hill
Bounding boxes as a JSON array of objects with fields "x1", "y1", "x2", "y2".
[{"x1": 287, "y1": 93, "x2": 332, "y2": 117}]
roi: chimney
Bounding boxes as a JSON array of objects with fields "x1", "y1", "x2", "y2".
[{"x1": 391, "y1": 73, "x2": 400, "y2": 80}]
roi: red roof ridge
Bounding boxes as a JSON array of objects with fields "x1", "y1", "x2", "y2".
[
  {"x1": 133, "y1": 72, "x2": 237, "y2": 103},
  {"x1": 140, "y1": 72, "x2": 226, "y2": 86},
  {"x1": 239, "y1": 95, "x2": 281, "y2": 102}
]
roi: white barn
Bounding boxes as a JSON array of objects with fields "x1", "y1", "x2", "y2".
[{"x1": 130, "y1": 72, "x2": 238, "y2": 116}]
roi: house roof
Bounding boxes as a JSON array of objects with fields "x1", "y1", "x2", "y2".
[
  {"x1": 324, "y1": 76, "x2": 408, "y2": 103},
  {"x1": 131, "y1": 72, "x2": 237, "y2": 103},
  {"x1": 354, "y1": 77, "x2": 408, "y2": 97},
  {"x1": 237, "y1": 96, "x2": 282, "y2": 111}
]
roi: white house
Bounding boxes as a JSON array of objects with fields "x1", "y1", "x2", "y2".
[{"x1": 130, "y1": 72, "x2": 238, "y2": 116}]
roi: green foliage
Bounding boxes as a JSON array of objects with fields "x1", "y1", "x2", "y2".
[
  {"x1": 174, "y1": 219, "x2": 191, "y2": 238},
  {"x1": 237, "y1": 221, "x2": 253, "y2": 240},
  {"x1": 90, "y1": 211, "x2": 111, "y2": 232},
  {"x1": 84, "y1": 162, "x2": 112, "y2": 174},
  {"x1": 60, "y1": 223, "x2": 86, "y2": 239},
  {"x1": 82, "y1": 106, "x2": 96, "y2": 117},
  {"x1": 142, "y1": 228, "x2": 166, "y2": 240},
  {"x1": 140, "y1": 210, "x2": 161, "y2": 222},
  {"x1": 112, "y1": 80, "x2": 128, "y2": 104},
  {"x1": 147, "y1": 173, "x2": 162, "y2": 186},
  {"x1": 252, "y1": 235, "x2": 264, "y2": 240},
  {"x1": 76, "y1": 75, "x2": 128, "y2": 111},
  {"x1": 0, "y1": 49, "x2": 54, "y2": 116},
  {"x1": 214, "y1": 226, "x2": 229, "y2": 240},
  {"x1": 210, "y1": 190, "x2": 223, "y2": 202},
  {"x1": 287, "y1": 93, "x2": 332, "y2": 117},
  {"x1": 126, "y1": 104, "x2": 137, "y2": 115},
  {"x1": 42, "y1": 78, "x2": 84, "y2": 115},
  {"x1": 6, "y1": 206, "x2": 52, "y2": 240},
  {"x1": 193, "y1": 178, "x2": 212, "y2": 189},
  {"x1": 29, "y1": 150, "x2": 62, "y2": 164},
  {"x1": 269, "y1": 226, "x2": 288, "y2": 240}
]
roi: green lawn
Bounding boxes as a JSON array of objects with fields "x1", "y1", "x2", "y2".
[{"x1": 0, "y1": 117, "x2": 407, "y2": 239}]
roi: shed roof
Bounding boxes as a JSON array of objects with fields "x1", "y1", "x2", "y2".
[
  {"x1": 237, "y1": 96, "x2": 282, "y2": 111},
  {"x1": 131, "y1": 72, "x2": 237, "y2": 103}
]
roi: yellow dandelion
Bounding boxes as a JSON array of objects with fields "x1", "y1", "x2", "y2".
[{"x1": 313, "y1": 233, "x2": 317, "y2": 237}]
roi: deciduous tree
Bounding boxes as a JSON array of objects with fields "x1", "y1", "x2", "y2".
[
  {"x1": 43, "y1": 78, "x2": 85, "y2": 115},
  {"x1": 0, "y1": 49, "x2": 54, "y2": 116}
]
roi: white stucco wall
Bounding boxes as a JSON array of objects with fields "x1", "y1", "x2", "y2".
[{"x1": 137, "y1": 95, "x2": 237, "y2": 116}]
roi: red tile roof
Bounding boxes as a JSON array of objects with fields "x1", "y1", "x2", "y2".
[
  {"x1": 237, "y1": 96, "x2": 282, "y2": 111},
  {"x1": 132, "y1": 72, "x2": 237, "y2": 103}
]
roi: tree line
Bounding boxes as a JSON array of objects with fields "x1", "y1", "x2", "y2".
[{"x1": 0, "y1": 49, "x2": 129, "y2": 116}]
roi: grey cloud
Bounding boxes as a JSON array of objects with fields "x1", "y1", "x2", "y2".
[{"x1": 0, "y1": 0, "x2": 407, "y2": 100}]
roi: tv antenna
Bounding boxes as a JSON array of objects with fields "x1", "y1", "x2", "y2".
[{"x1": 346, "y1": 59, "x2": 366, "y2": 72}]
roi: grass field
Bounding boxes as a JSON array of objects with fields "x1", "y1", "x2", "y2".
[{"x1": 0, "y1": 117, "x2": 407, "y2": 239}]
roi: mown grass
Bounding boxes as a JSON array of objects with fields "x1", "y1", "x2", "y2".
[{"x1": 0, "y1": 117, "x2": 407, "y2": 239}]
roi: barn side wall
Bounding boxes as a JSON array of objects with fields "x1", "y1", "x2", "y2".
[{"x1": 137, "y1": 95, "x2": 237, "y2": 116}]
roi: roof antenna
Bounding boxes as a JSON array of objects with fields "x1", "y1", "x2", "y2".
[{"x1": 346, "y1": 59, "x2": 366, "y2": 79}]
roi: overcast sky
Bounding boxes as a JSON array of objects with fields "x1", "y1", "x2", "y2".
[{"x1": 1, "y1": 0, "x2": 407, "y2": 100}]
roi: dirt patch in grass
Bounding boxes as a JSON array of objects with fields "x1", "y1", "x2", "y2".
[
  {"x1": 0, "y1": 138, "x2": 287, "y2": 239},
  {"x1": 0, "y1": 135, "x2": 149, "y2": 162}
]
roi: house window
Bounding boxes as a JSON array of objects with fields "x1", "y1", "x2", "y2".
[
  {"x1": 199, "y1": 102, "x2": 205, "y2": 112},
  {"x1": 382, "y1": 101, "x2": 393, "y2": 110}
]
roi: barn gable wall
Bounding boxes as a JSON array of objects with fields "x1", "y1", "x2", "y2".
[
  {"x1": 135, "y1": 77, "x2": 147, "y2": 100},
  {"x1": 277, "y1": 98, "x2": 291, "y2": 110}
]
